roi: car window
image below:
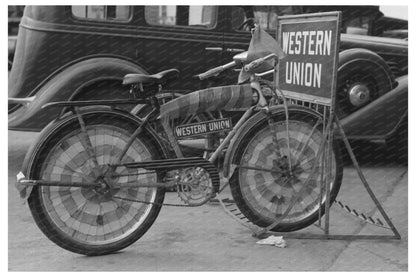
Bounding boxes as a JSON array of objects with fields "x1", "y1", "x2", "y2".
[
  {"x1": 232, "y1": 6, "x2": 380, "y2": 36},
  {"x1": 145, "y1": 6, "x2": 217, "y2": 28},
  {"x1": 72, "y1": 6, "x2": 131, "y2": 21},
  {"x1": 232, "y1": 6, "x2": 301, "y2": 32},
  {"x1": 8, "y1": 5, "x2": 24, "y2": 36},
  {"x1": 344, "y1": 16, "x2": 371, "y2": 35}
]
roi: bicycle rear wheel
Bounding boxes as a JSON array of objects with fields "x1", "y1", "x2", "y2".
[
  {"x1": 28, "y1": 113, "x2": 165, "y2": 255},
  {"x1": 230, "y1": 113, "x2": 343, "y2": 232}
]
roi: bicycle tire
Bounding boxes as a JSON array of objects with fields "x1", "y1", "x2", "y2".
[
  {"x1": 27, "y1": 113, "x2": 165, "y2": 255},
  {"x1": 230, "y1": 112, "x2": 343, "y2": 232}
]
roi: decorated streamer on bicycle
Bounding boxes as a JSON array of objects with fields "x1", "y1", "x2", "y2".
[
  {"x1": 159, "y1": 84, "x2": 253, "y2": 121},
  {"x1": 238, "y1": 25, "x2": 285, "y2": 83}
]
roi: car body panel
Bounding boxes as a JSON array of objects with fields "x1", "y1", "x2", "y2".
[
  {"x1": 339, "y1": 34, "x2": 407, "y2": 76},
  {"x1": 8, "y1": 57, "x2": 144, "y2": 131},
  {"x1": 8, "y1": 5, "x2": 408, "y2": 137},
  {"x1": 338, "y1": 75, "x2": 407, "y2": 139}
]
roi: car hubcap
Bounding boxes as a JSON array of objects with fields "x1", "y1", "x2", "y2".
[{"x1": 348, "y1": 83, "x2": 370, "y2": 107}]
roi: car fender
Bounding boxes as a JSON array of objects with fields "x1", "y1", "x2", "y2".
[
  {"x1": 223, "y1": 105, "x2": 323, "y2": 178},
  {"x1": 337, "y1": 75, "x2": 408, "y2": 139},
  {"x1": 335, "y1": 48, "x2": 397, "y2": 118},
  {"x1": 17, "y1": 106, "x2": 170, "y2": 202},
  {"x1": 338, "y1": 48, "x2": 396, "y2": 89},
  {"x1": 8, "y1": 56, "x2": 147, "y2": 131}
]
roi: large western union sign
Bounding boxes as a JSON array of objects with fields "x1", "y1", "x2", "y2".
[{"x1": 277, "y1": 12, "x2": 341, "y2": 106}]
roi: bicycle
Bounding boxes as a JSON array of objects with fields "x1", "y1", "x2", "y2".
[{"x1": 16, "y1": 44, "x2": 343, "y2": 256}]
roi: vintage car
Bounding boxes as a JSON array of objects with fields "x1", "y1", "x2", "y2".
[
  {"x1": 8, "y1": 5, "x2": 407, "y2": 151},
  {"x1": 8, "y1": 36, "x2": 17, "y2": 71},
  {"x1": 8, "y1": 6, "x2": 24, "y2": 70}
]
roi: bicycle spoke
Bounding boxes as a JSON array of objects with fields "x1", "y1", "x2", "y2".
[
  {"x1": 284, "y1": 117, "x2": 293, "y2": 171},
  {"x1": 294, "y1": 119, "x2": 322, "y2": 164},
  {"x1": 49, "y1": 141, "x2": 96, "y2": 182},
  {"x1": 267, "y1": 116, "x2": 283, "y2": 159},
  {"x1": 69, "y1": 196, "x2": 91, "y2": 227},
  {"x1": 95, "y1": 202, "x2": 104, "y2": 242},
  {"x1": 84, "y1": 203, "x2": 101, "y2": 242},
  {"x1": 44, "y1": 157, "x2": 94, "y2": 179},
  {"x1": 75, "y1": 109, "x2": 99, "y2": 169},
  {"x1": 238, "y1": 165, "x2": 284, "y2": 175}
]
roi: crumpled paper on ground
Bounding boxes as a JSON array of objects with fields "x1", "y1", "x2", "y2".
[{"x1": 256, "y1": 235, "x2": 287, "y2": 248}]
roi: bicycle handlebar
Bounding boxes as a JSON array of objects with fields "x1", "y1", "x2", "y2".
[
  {"x1": 197, "y1": 61, "x2": 237, "y2": 80},
  {"x1": 197, "y1": 53, "x2": 278, "y2": 80},
  {"x1": 244, "y1": 53, "x2": 278, "y2": 72}
]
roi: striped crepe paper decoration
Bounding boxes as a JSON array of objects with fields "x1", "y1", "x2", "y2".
[{"x1": 159, "y1": 84, "x2": 253, "y2": 121}]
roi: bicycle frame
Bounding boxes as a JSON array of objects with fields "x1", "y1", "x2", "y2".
[
  {"x1": 16, "y1": 53, "x2": 280, "y2": 193},
  {"x1": 109, "y1": 78, "x2": 268, "y2": 172},
  {"x1": 18, "y1": 50, "x2": 320, "y2": 209}
]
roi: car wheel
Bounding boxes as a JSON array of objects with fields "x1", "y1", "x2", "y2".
[{"x1": 336, "y1": 49, "x2": 396, "y2": 119}]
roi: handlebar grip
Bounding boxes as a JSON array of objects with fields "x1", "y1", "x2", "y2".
[
  {"x1": 198, "y1": 61, "x2": 237, "y2": 80},
  {"x1": 198, "y1": 66, "x2": 225, "y2": 80},
  {"x1": 244, "y1": 57, "x2": 267, "y2": 72},
  {"x1": 244, "y1": 53, "x2": 278, "y2": 72}
]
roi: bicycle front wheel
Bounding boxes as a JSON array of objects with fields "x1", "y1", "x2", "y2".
[
  {"x1": 230, "y1": 113, "x2": 343, "y2": 232},
  {"x1": 27, "y1": 113, "x2": 165, "y2": 255}
]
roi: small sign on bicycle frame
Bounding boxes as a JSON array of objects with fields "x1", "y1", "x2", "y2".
[
  {"x1": 174, "y1": 118, "x2": 233, "y2": 139},
  {"x1": 277, "y1": 12, "x2": 341, "y2": 106}
]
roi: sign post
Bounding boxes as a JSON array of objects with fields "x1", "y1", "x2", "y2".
[{"x1": 251, "y1": 11, "x2": 401, "y2": 240}]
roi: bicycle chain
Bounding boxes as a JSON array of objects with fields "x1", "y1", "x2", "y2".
[
  {"x1": 108, "y1": 170, "x2": 187, "y2": 207},
  {"x1": 111, "y1": 177, "x2": 215, "y2": 208},
  {"x1": 110, "y1": 166, "x2": 219, "y2": 207},
  {"x1": 112, "y1": 195, "x2": 195, "y2": 207},
  {"x1": 110, "y1": 160, "x2": 390, "y2": 230},
  {"x1": 112, "y1": 179, "x2": 226, "y2": 208}
]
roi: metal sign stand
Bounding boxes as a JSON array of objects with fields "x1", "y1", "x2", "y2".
[
  {"x1": 218, "y1": 112, "x2": 401, "y2": 241},
  {"x1": 250, "y1": 114, "x2": 401, "y2": 240},
  {"x1": 218, "y1": 11, "x2": 401, "y2": 242}
]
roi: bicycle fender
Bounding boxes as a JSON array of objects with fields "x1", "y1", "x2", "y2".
[
  {"x1": 223, "y1": 105, "x2": 323, "y2": 179},
  {"x1": 17, "y1": 107, "x2": 169, "y2": 202}
]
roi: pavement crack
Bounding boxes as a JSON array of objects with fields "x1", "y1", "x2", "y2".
[
  {"x1": 364, "y1": 169, "x2": 407, "y2": 220},
  {"x1": 355, "y1": 244, "x2": 407, "y2": 270}
]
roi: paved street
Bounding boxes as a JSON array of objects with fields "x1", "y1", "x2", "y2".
[{"x1": 8, "y1": 130, "x2": 408, "y2": 271}]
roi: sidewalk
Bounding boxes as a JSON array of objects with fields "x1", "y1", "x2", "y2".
[{"x1": 8, "y1": 131, "x2": 408, "y2": 271}]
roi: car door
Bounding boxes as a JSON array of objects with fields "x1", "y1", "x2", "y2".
[{"x1": 139, "y1": 5, "x2": 227, "y2": 92}]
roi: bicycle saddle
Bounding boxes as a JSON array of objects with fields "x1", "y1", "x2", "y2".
[{"x1": 122, "y1": 69, "x2": 180, "y2": 85}]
